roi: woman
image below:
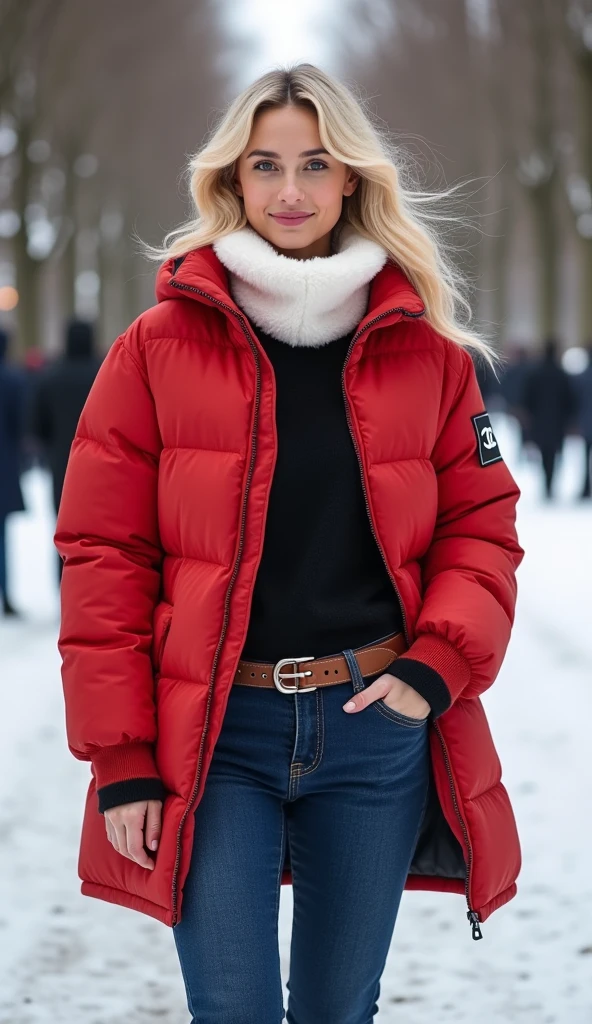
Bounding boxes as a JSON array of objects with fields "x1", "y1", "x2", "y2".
[{"x1": 55, "y1": 64, "x2": 524, "y2": 1022}]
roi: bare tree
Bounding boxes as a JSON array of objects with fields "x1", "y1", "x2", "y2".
[
  {"x1": 560, "y1": 0, "x2": 592, "y2": 342},
  {"x1": 0, "y1": 0, "x2": 231, "y2": 352}
]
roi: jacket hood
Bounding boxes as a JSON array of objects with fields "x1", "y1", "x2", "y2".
[{"x1": 155, "y1": 235, "x2": 426, "y2": 326}]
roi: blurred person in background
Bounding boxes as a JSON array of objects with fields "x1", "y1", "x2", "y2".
[
  {"x1": 21, "y1": 346, "x2": 49, "y2": 472},
  {"x1": 571, "y1": 339, "x2": 592, "y2": 499},
  {"x1": 53, "y1": 64, "x2": 524, "y2": 1020},
  {"x1": 0, "y1": 326, "x2": 26, "y2": 617},
  {"x1": 27, "y1": 318, "x2": 102, "y2": 581},
  {"x1": 522, "y1": 336, "x2": 577, "y2": 499},
  {"x1": 499, "y1": 343, "x2": 532, "y2": 458}
]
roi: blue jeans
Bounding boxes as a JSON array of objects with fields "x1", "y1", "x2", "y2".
[{"x1": 173, "y1": 639, "x2": 430, "y2": 1024}]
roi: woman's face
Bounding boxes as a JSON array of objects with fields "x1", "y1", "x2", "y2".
[{"x1": 232, "y1": 105, "x2": 359, "y2": 259}]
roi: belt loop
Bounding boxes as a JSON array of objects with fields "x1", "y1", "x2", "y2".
[{"x1": 342, "y1": 649, "x2": 365, "y2": 694}]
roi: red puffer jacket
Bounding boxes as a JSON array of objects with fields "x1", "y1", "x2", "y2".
[{"x1": 54, "y1": 242, "x2": 524, "y2": 939}]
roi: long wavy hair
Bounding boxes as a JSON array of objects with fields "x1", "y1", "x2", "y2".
[{"x1": 137, "y1": 62, "x2": 498, "y2": 368}]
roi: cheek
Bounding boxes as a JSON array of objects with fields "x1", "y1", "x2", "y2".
[
  {"x1": 313, "y1": 178, "x2": 348, "y2": 206},
  {"x1": 237, "y1": 173, "x2": 267, "y2": 202},
  {"x1": 241, "y1": 180, "x2": 266, "y2": 203}
]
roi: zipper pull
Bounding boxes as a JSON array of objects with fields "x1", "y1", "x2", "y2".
[{"x1": 467, "y1": 910, "x2": 483, "y2": 940}]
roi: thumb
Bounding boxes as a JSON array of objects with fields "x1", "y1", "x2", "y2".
[{"x1": 145, "y1": 798, "x2": 163, "y2": 852}]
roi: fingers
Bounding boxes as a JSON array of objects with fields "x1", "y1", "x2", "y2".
[
  {"x1": 343, "y1": 673, "x2": 430, "y2": 719},
  {"x1": 104, "y1": 800, "x2": 158, "y2": 870},
  {"x1": 342, "y1": 673, "x2": 392, "y2": 713},
  {"x1": 145, "y1": 798, "x2": 163, "y2": 852},
  {"x1": 124, "y1": 817, "x2": 154, "y2": 870},
  {"x1": 105, "y1": 817, "x2": 119, "y2": 850}
]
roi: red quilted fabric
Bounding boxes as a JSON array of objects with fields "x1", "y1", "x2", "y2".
[{"x1": 55, "y1": 243, "x2": 524, "y2": 935}]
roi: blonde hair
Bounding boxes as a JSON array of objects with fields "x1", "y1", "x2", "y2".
[{"x1": 137, "y1": 63, "x2": 499, "y2": 369}]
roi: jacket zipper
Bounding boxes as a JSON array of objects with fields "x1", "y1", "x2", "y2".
[
  {"x1": 433, "y1": 723, "x2": 482, "y2": 939},
  {"x1": 340, "y1": 307, "x2": 483, "y2": 941},
  {"x1": 167, "y1": 276, "x2": 263, "y2": 925}
]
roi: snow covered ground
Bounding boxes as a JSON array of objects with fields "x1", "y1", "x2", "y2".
[{"x1": 0, "y1": 415, "x2": 591, "y2": 1023}]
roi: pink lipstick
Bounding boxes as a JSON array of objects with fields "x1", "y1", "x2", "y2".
[{"x1": 270, "y1": 213, "x2": 314, "y2": 226}]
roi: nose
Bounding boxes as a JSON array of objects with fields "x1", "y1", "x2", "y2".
[{"x1": 277, "y1": 182, "x2": 306, "y2": 203}]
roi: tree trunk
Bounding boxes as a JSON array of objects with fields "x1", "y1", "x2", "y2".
[{"x1": 12, "y1": 116, "x2": 41, "y2": 353}]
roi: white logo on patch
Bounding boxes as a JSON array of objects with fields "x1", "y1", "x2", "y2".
[{"x1": 481, "y1": 426, "x2": 497, "y2": 450}]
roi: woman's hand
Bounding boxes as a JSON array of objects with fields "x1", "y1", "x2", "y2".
[
  {"x1": 104, "y1": 798, "x2": 163, "y2": 870},
  {"x1": 343, "y1": 673, "x2": 431, "y2": 719}
]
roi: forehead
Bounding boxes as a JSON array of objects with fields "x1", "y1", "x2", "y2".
[{"x1": 246, "y1": 105, "x2": 322, "y2": 152}]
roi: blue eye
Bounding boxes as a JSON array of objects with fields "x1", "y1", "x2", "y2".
[{"x1": 253, "y1": 160, "x2": 327, "y2": 172}]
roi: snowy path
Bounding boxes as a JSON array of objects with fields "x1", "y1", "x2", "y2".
[{"x1": 0, "y1": 418, "x2": 591, "y2": 1023}]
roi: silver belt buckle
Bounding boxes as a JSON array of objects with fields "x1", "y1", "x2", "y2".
[{"x1": 273, "y1": 655, "x2": 316, "y2": 694}]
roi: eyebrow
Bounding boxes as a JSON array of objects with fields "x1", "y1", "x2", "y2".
[{"x1": 245, "y1": 148, "x2": 330, "y2": 159}]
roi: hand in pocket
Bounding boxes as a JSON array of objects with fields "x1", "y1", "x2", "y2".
[{"x1": 343, "y1": 673, "x2": 430, "y2": 719}]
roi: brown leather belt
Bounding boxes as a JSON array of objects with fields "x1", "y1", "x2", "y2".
[{"x1": 233, "y1": 631, "x2": 407, "y2": 693}]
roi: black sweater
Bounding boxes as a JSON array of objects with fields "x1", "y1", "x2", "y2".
[
  {"x1": 241, "y1": 326, "x2": 451, "y2": 716},
  {"x1": 241, "y1": 326, "x2": 405, "y2": 657}
]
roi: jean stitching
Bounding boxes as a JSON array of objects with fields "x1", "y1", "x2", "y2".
[
  {"x1": 289, "y1": 772, "x2": 300, "y2": 799},
  {"x1": 289, "y1": 690, "x2": 301, "y2": 798},
  {"x1": 372, "y1": 700, "x2": 428, "y2": 728},
  {"x1": 298, "y1": 689, "x2": 324, "y2": 776}
]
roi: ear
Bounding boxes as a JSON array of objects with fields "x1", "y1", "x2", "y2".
[
  {"x1": 231, "y1": 161, "x2": 243, "y2": 198},
  {"x1": 343, "y1": 170, "x2": 360, "y2": 197}
]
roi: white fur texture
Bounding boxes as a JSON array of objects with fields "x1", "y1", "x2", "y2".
[{"x1": 212, "y1": 221, "x2": 389, "y2": 347}]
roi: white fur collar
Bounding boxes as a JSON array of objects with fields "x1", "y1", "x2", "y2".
[{"x1": 212, "y1": 221, "x2": 390, "y2": 348}]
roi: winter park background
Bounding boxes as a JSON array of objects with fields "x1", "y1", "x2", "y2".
[
  {"x1": 2, "y1": 1, "x2": 592, "y2": 1021},
  {"x1": 0, "y1": 417, "x2": 591, "y2": 1023}
]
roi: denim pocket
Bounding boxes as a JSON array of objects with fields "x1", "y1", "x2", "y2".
[
  {"x1": 372, "y1": 698, "x2": 429, "y2": 728},
  {"x1": 342, "y1": 648, "x2": 428, "y2": 729}
]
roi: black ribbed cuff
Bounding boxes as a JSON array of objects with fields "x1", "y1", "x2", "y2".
[
  {"x1": 97, "y1": 776, "x2": 167, "y2": 815},
  {"x1": 385, "y1": 657, "x2": 452, "y2": 719}
]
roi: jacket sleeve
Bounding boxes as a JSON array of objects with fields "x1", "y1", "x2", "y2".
[
  {"x1": 391, "y1": 342, "x2": 525, "y2": 713},
  {"x1": 54, "y1": 330, "x2": 167, "y2": 812}
]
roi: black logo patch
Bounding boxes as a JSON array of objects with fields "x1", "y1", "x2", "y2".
[{"x1": 471, "y1": 412, "x2": 503, "y2": 467}]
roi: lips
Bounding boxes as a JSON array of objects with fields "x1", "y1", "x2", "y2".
[{"x1": 270, "y1": 213, "x2": 314, "y2": 224}]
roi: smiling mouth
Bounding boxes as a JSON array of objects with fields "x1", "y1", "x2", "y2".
[{"x1": 270, "y1": 213, "x2": 314, "y2": 222}]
